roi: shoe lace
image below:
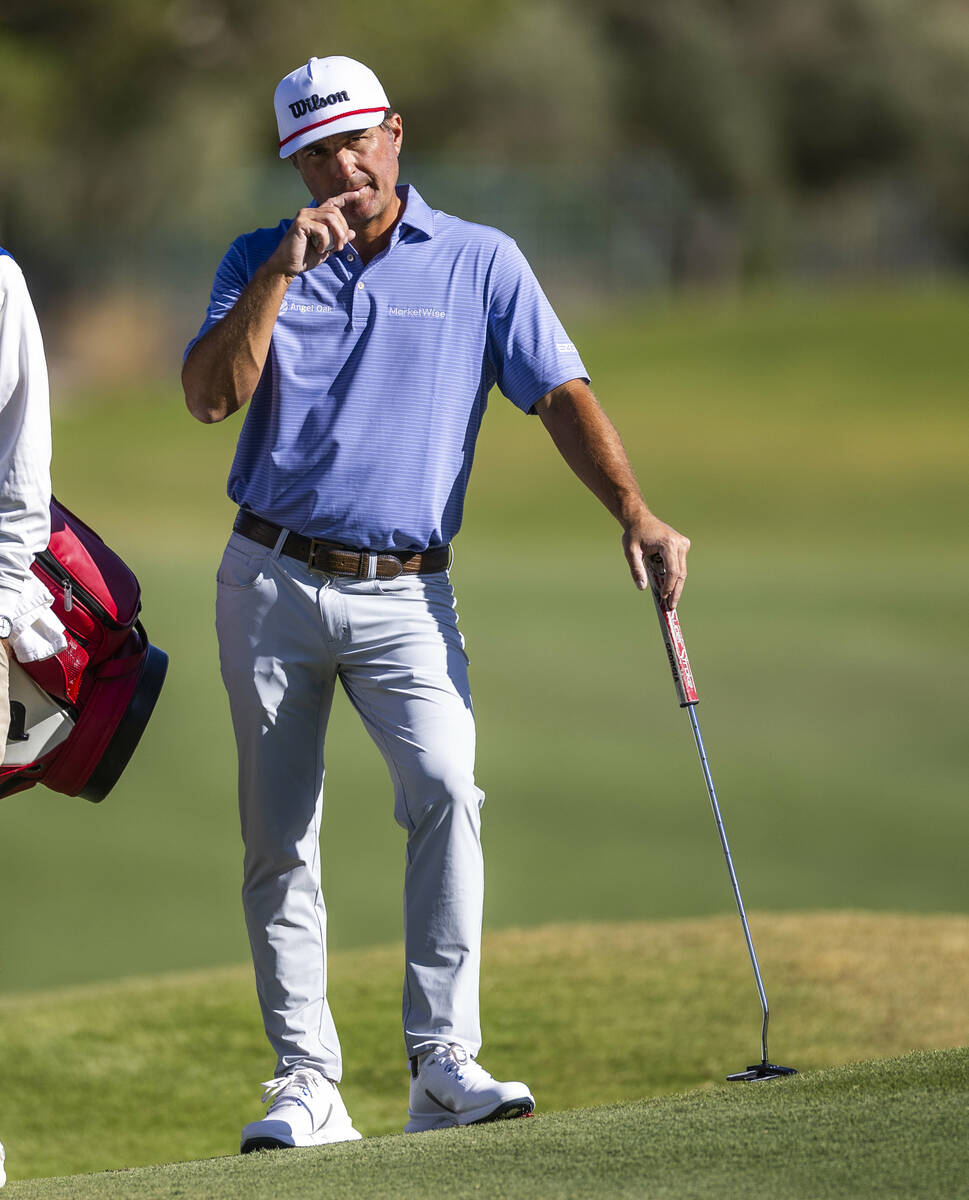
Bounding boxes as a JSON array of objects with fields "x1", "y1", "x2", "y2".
[
  {"x1": 433, "y1": 1044, "x2": 493, "y2": 1084},
  {"x1": 259, "y1": 1068, "x2": 324, "y2": 1107}
]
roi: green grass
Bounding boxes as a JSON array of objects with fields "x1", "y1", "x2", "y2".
[
  {"x1": 3, "y1": 912, "x2": 969, "y2": 1185},
  {"x1": 0, "y1": 284, "x2": 966, "y2": 995},
  {"x1": 6, "y1": 1047, "x2": 969, "y2": 1199}
]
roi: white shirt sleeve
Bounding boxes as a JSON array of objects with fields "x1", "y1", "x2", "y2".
[{"x1": 0, "y1": 253, "x2": 66, "y2": 659}]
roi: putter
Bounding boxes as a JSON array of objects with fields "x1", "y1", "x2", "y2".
[{"x1": 646, "y1": 561, "x2": 796, "y2": 1083}]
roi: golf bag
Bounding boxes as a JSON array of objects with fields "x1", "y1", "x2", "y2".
[{"x1": 0, "y1": 498, "x2": 168, "y2": 803}]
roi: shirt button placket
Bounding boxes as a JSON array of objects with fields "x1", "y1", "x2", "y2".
[{"x1": 352, "y1": 276, "x2": 367, "y2": 329}]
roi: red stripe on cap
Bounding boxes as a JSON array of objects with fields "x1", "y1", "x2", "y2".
[{"x1": 280, "y1": 106, "x2": 388, "y2": 149}]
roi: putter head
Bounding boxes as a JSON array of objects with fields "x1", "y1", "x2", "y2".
[{"x1": 727, "y1": 1062, "x2": 798, "y2": 1082}]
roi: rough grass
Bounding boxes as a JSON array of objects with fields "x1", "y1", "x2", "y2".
[{"x1": 3, "y1": 913, "x2": 969, "y2": 1184}]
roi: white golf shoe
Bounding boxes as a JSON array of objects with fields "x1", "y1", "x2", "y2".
[
  {"x1": 0, "y1": 1138, "x2": 5, "y2": 1188},
  {"x1": 240, "y1": 1069, "x2": 362, "y2": 1152},
  {"x1": 405, "y1": 1043, "x2": 535, "y2": 1132}
]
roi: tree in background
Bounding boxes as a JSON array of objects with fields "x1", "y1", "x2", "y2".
[{"x1": 2, "y1": 0, "x2": 969, "y2": 366}]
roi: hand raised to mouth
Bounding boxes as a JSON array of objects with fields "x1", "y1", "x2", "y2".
[{"x1": 278, "y1": 192, "x2": 362, "y2": 276}]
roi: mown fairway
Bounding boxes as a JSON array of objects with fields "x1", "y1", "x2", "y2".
[{"x1": 0, "y1": 285, "x2": 966, "y2": 993}]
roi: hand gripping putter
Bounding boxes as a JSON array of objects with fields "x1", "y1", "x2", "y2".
[{"x1": 647, "y1": 563, "x2": 796, "y2": 1082}]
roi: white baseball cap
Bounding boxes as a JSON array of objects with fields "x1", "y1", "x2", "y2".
[{"x1": 274, "y1": 56, "x2": 390, "y2": 159}]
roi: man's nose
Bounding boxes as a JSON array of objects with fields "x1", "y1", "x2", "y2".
[{"x1": 334, "y1": 148, "x2": 356, "y2": 178}]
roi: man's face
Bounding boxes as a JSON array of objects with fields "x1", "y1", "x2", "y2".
[{"x1": 291, "y1": 114, "x2": 403, "y2": 233}]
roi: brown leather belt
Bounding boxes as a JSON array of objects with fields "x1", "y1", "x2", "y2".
[{"x1": 233, "y1": 510, "x2": 451, "y2": 580}]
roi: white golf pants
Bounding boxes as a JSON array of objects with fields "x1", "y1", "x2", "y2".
[{"x1": 216, "y1": 531, "x2": 484, "y2": 1081}]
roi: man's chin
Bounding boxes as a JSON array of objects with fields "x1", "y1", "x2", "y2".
[
  {"x1": 330, "y1": 184, "x2": 398, "y2": 235},
  {"x1": 350, "y1": 196, "x2": 397, "y2": 232},
  {"x1": 344, "y1": 197, "x2": 379, "y2": 226}
]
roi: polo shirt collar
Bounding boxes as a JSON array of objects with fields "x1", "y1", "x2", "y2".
[{"x1": 394, "y1": 184, "x2": 434, "y2": 241}]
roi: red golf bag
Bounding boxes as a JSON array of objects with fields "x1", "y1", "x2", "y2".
[{"x1": 0, "y1": 498, "x2": 168, "y2": 803}]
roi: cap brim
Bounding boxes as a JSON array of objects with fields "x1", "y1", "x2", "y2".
[{"x1": 279, "y1": 107, "x2": 388, "y2": 158}]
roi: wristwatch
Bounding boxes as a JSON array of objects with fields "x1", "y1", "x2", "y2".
[{"x1": 0, "y1": 616, "x2": 12, "y2": 640}]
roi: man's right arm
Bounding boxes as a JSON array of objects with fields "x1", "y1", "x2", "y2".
[
  {"x1": 182, "y1": 266, "x2": 292, "y2": 424},
  {"x1": 182, "y1": 196, "x2": 357, "y2": 424}
]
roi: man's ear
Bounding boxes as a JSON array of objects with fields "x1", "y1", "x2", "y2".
[{"x1": 386, "y1": 112, "x2": 404, "y2": 156}]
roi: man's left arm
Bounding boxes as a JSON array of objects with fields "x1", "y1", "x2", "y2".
[{"x1": 533, "y1": 379, "x2": 690, "y2": 608}]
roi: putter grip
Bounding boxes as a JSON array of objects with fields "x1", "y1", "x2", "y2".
[{"x1": 647, "y1": 569, "x2": 699, "y2": 707}]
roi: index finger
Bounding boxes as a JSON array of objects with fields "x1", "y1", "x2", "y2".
[{"x1": 321, "y1": 189, "x2": 362, "y2": 210}]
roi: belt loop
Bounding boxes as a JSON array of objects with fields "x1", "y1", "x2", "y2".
[
  {"x1": 362, "y1": 551, "x2": 378, "y2": 581},
  {"x1": 271, "y1": 528, "x2": 288, "y2": 559}
]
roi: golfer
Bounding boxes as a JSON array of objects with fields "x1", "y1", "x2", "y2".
[{"x1": 183, "y1": 55, "x2": 690, "y2": 1150}]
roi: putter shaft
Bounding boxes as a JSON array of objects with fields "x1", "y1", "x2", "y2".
[
  {"x1": 647, "y1": 569, "x2": 795, "y2": 1081},
  {"x1": 685, "y1": 701, "x2": 770, "y2": 1067}
]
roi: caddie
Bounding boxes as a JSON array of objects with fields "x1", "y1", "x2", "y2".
[
  {"x1": 183, "y1": 54, "x2": 690, "y2": 1151},
  {"x1": 1, "y1": 247, "x2": 69, "y2": 1192},
  {"x1": 0, "y1": 249, "x2": 67, "y2": 759}
]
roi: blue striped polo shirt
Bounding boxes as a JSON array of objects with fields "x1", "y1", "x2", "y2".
[{"x1": 187, "y1": 185, "x2": 588, "y2": 550}]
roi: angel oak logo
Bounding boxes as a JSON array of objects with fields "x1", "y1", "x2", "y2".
[
  {"x1": 280, "y1": 299, "x2": 334, "y2": 315},
  {"x1": 289, "y1": 91, "x2": 350, "y2": 118}
]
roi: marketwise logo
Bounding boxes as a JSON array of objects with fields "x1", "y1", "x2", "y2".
[{"x1": 387, "y1": 305, "x2": 447, "y2": 320}]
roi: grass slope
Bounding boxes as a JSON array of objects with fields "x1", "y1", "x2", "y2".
[
  {"x1": 8, "y1": 1048, "x2": 969, "y2": 1199},
  {"x1": 3, "y1": 913, "x2": 969, "y2": 1184}
]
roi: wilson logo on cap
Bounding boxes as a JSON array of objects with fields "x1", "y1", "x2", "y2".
[{"x1": 288, "y1": 91, "x2": 350, "y2": 119}]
